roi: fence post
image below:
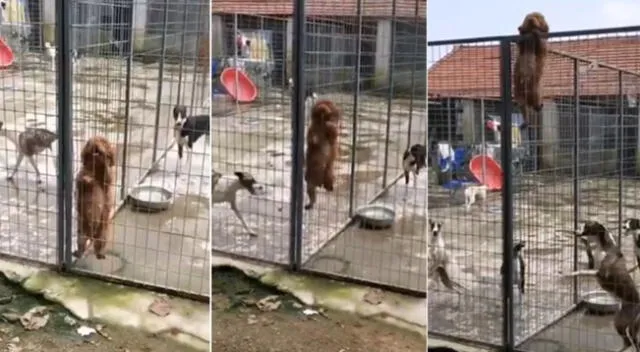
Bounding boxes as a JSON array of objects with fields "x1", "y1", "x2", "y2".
[
  {"x1": 404, "y1": 0, "x2": 421, "y2": 145},
  {"x1": 498, "y1": 39, "x2": 515, "y2": 351},
  {"x1": 288, "y1": 0, "x2": 306, "y2": 270},
  {"x1": 347, "y1": 0, "x2": 363, "y2": 217},
  {"x1": 119, "y1": 2, "x2": 135, "y2": 201},
  {"x1": 618, "y1": 71, "x2": 624, "y2": 245},
  {"x1": 176, "y1": 0, "x2": 190, "y2": 105},
  {"x1": 189, "y1": 7, "x2": 204, "y2": 109},
  {"x1": 55, "y1": 0, "x2": 74, "y2": 269},
  {"x1": 572, "y1": 58, "x2": 580, "y2": 304},
  {"x1": 381, "y1": 0, "x2": 397, "y2": 189},
  {"x1": 151, "y1": 0, "x2": 170, "y2": 163}
]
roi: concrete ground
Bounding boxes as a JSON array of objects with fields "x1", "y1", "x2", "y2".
[
  {"x1": 211, "y1": 92, "x2": 427, "y2": 292},
  {"x1": 428, "y1": 174, "x2": 640, "y2": 351},
  {"x1": 0, "y1": 54, "x2": 210, "y2": 296}
]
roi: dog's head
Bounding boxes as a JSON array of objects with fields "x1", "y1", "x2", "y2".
[
  {"x1": 173, "y1": 105, "x2": 188, "y2": 122},
  {"x1": 623, "y1": 218, "x2": 640, "y2": 235},
  {"x1": 305, "y1": 88, "x2": 318, "y2": 101},
  {"x1": 513, "y1": 241, "x2": 525, "y2": 254},
  {"x1": 429, "y1": 219, "x2": 442, "y2": 238},
  {"x1": 0, "y1": 1, "x2": 6, "y2": 10},
  {"x1": 311, "y1": 100, "x2": 341, "y2": 125},
  {"x1": 577, "y1": 220, "x2": 614, "y2": 249},
  {"x1": 518, "y1": 12, "x2": 549, "y2": 35},
  {"x1": 81, "y1": 136, "x2": 116, "y2": 171},
  {"x1": 234, "y1": 171, "x2": 264, "y2": 195}
]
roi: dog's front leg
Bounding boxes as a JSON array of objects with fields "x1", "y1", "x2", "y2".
[{"x1": 230, "y1": 200, "x2": 257, "y2": 236}]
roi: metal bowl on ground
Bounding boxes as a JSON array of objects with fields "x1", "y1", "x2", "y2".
[
  {"x1": 128, "y1": 185, "x2": 173, "y2": 213},
  {"x1": 354, "y1": 203, "x2": 395, "y2": 230},
  {"x1": 582, "y1": 290, "x2": 620, "y2": 315}
]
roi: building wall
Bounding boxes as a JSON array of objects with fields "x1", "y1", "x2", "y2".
[{"x1": 41, "y1": 0, "x2": 206, "y2": 56}]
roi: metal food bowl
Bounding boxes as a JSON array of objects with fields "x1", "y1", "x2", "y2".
[
  {"x1": 354, "y1": 203, "x2": 395, "y2": 230},
  {"x1": 582, "y1": 290, "x2": 620, "y2": 315},
  {"x1": 128, "y1": 185, "x2": 173, "y2": 213}
]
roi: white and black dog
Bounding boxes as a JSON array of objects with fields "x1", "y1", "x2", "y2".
[
  {"x1": 212, "y1": 171, "x2": 264, "y2": 236},
  {"x1": 402, "y1": 143, "x2": 427, "y2": 187},
  {"x1": 428, "y1": 219, "x2": 466, "y2": 294},
  {"x1": 623, "y1": 218, "x2": 640, "y2": 271},
  {"x1": 173, "y1": 105, "x2": 210, "y2": 174},
  {"x1": 500, "y1": 241, "x2": 526, "y2": 295}
]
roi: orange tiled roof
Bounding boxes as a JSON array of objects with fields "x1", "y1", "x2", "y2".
[
  {"x1": 428, "y1": 36, "x2": 640, "y2": 99},
  {"x1": 212, "y1": 0, "x2": 426, "y2": 18}
]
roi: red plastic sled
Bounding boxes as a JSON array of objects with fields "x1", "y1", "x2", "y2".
[
  {"x1": 469, "y1": 155, "x2": 503, "y2": 191},
  {"x1": 0, "y1": 38, "x2": 14, "y2": 68},
  {"x1": 220, "y1": 67, "x2": 258, "y2": 103}
]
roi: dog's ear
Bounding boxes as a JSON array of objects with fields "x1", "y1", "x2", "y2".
[
  {"x1": 234, "y1": 171, "x2": 244, "y2": 179},
  {"x1": 173, "y1": 105, "x2": 187, "y2": 120}
]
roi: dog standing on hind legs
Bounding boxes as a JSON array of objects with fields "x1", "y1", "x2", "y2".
[
  {"x1": 428, "y1": 219, "x2": 466, "y2": 294},
  {"x1": 304, "y1": 100, "x2": 341, "y2": 210},
  {"x1": 402, "y1": 143, "x2": 426, "y2": 187},
  {"x1": 574, "y1": 220, "x2": 640, "y2": 350},
  {"x1": 514, "y1": 12, "x2": 549, "y2": 129},
  {"x1": 73, "y1": 136, "x2": 117, "y2": 260}
]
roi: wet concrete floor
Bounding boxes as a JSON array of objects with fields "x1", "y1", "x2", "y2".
[
  {"x1": 211, "y1": 92, "x2": 427, "y2": 292},
  {"x1": 0, "y1": 55, "x2": 210, "y2": 295},
  {"x1": 429, "y1": 174, "x2": 640, "y2": 349}
]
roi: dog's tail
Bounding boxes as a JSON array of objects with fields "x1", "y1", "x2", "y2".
[{"x1": 435, "y1": 266, "x2": 466, "y2": 292}]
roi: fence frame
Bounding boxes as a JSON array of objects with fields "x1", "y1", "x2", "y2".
[
  {"x1": 211, "y1": 0, "x2": 427, "y2": 298},
  {"x1": 46, "y1": 0, "x2": 211, "y2": 302},
  {"x1": 428, "y1": 25, "x2": 640, "y2": 351}
]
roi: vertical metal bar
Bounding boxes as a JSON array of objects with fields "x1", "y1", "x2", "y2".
[
  {"x1": 347, "y1": 0, "x2": 363, "y2": 217},
  {"x1": 572, "y1": 59, "x2": 580, "y2": 304},
  {"x1": 233, "y1": 14, "x2": 239, "y2": 111},
  {"x1": 499, "y1": 39, "x2": 515, "y2": 351},
  {"x1": 481, "y1": 99, "x2": 487, "y2": 181},
  {"x1": 618, "y1": 71, "x2": 624, "y2": 245},
  {"x1": 189, "y1": 5, "x2": 203, "y2": 109},
  {"x1": 447, "y1": 98, "x2": 453, "y2": 181},
  {"x1": 119, "y1": 1, "x2": 135, "y2": 201},
  {"x1": 289, "y1": 0, "x2": 306, "y2": 270},
  {"x1": 151, "y1": 0, "x2": 170, "y2": 163},
  {"x1": 176, "y1": 0, "x2": 190, "y2": 105},
  {"x1": 404, "y1": 0, "x2": 420, "y2": 145},
  {"x1": 56, "y1": 0, "x2": 74, "y2": 268},
  {"x1": 381, "y1": 0, "x2": 397, "y2": 188}
]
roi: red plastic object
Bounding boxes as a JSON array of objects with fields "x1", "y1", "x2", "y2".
[
  {"x1": 220, "y1": 68, "x2": 258, "y2": 103},
  {"x1": 0, "y1": 38, "x2": 14, "y2": 68},
  {"x1": 469, "y1": 155, "x2": 503, "y2": 191}
]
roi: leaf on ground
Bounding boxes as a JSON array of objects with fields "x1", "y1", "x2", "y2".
[
  {"x1": 148, "y1": 297, "x2": 172, "y2": 317},
  {"x1": 19, "y1": 306, "x2": 49, "y2": 331},
  {"x1": 363, "y1": 288, "x2": 384, "y2": 305},
  {"x1": 256, "y1": 295, "x2": 281, "y2": 312}
]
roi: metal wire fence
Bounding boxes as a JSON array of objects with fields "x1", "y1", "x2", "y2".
[
  {"x1": 427, "y1": 27, "x2": 640, "y2": 351},
  {"x1": 211, "y1": 0, "x2": 427, "y2": 295},
  {"x1": 0, "y1": 0, "x2": 210, "y2": 299}
]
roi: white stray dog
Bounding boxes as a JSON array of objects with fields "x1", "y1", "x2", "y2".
[
  {"x1": 44, "y1": 42, "x2": 78, "y2": 71},
  {"x1": 464, "y1": 184, "x2": 487, "y2": 211},
  {"x1": 212, "y1": 172, "x2": 264, "y2": 236},
  {"x1": 428, "y1": 219, "x2": 466, "y2": 294}
]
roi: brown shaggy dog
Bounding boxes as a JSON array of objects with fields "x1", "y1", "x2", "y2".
[
  {"x1": 73, "y1": 136, "x2": 117, "y2": 260},
  {"x1": 514, "y1": 12, "x2": 549, "y2": 127},
  {"x1": 304, "y1": 99, "x2": 341, "y2": 210}
]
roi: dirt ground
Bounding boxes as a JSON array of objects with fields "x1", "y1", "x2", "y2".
[
  {"x1": 0, "y1": 275, "x2": 200, "y2": 352},
  {"x1": 212, "y1": 267, "x2": 426, "y2": 352}
]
